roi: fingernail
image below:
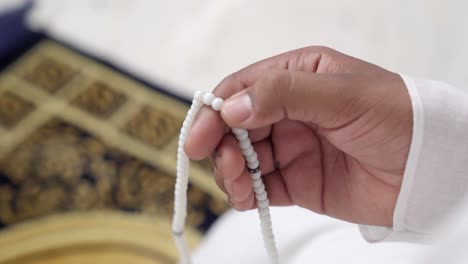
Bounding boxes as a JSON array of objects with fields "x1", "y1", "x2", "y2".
[{"x1": 222, "y1": 93, "x2": 252, "y2": 123}]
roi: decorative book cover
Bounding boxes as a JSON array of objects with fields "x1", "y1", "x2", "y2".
[{"x1": 0, "y1": 40, "x2": 228, "y2": 263}]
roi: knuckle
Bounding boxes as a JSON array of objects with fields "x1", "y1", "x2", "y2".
[
  {"x1": 254, "y1": 70, "x2": 293, "y2": 118},
  {"x1": 220, "y1": 73, "x2": 236, "y2": 85},
  {"x1": 214, "y1": 73, "x2": 242, "y2": 97},
  {"x1": 217, "y1": 74, "x2": 236, "y2": 91},
  {"x1": 261, "y1": 70, "x2": 291, "y2": 94},
  {"x1": 306, "y1": 45, "x2": 336, "y2": 54}
]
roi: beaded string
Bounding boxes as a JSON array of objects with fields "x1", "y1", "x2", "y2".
[{"x1": 172, "y1": 91, "x2": 279, "y2": 264}]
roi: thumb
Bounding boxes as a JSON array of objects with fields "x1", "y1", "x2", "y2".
[{"x1": 220, "y1": 70, "x2": 356, "y2": 129}]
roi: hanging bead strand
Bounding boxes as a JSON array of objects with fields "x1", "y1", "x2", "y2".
[{"x1": 173, "y1": 91, "x2": 279, "y2": 264}]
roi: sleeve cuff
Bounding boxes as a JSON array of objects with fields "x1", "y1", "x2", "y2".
[{"x1": 360, "y1": 74, "x2": 468, "y2": 243}]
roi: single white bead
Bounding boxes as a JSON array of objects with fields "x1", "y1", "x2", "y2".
[
  {"x1": 242, "y1": 145, "x2": 254, "y2": 156},
  {"x1": 185, "y1": 119, "x2": 195, "y2": 127},
  {"x1": 265, "y1": 236, "x2": 276, "y2": 244},
  {"x1": 252, "y1": 178, "x2": 263, "y2": 188},
  {"x1": 177, "y1": 160, "x2": 187, "y2": 168},
  {"x1": 191, "y1": 99, "x2": 202, "y2": 108},
  {"x1": 235, "y1": 130, "x2": 248, "y2": 141},
  {"x1": 261, "y1": 224, "x2": 273, "y2": 233},
  {"x1": 203, "y1": 92, "x2": 215, "y2": 105},
  {"x1": 257, "y1": 199, "x2": 270, "y2": 208},
  {"x1": 265, "y1": 241, "x2": 276, "y2": 250},
  {"x1": 179, "y1": 155, "x2": 188, "y2": 161},
  {"x1": 178, "y1": 136, "x2": 186, "y2": 145},
  {"x1": 255, "y1": 192, "x2": 268, "y2": 201},
  {"x1": 185, "y1": 108, "x2": 196, "y2": 116},
  {"x1": 194, "y1": 90, "x2": 205, "y2": 101},
  {"x1": 260, "y1": 222, "x2": 271, "y2": 230},
  {"x1": 261, "y1": 227, "x2": 273, "y2": 236},
  {"x1": 191, "y1": 104, "x2": 202, "y2": 112},
  {"x1": 182, "y1": 121, "x2": 191, "y2": 130},
  {"x1": 186, "y1": 111, "x2": 196, "y2": 120},
  {"x1": 246, "y1": 152, "x2": 258, "y2": 163},
  {"x1": 262, "y1": 222, "x2": 273, "y2": 232},
  {"x1": 232, "y1": 128, "x2": 246, "y2": 135},
  {"x1": 254, "y1": 183, "x2": 265, "y2": 193},
  {"x1": 258, "y1": 207, "x2": 270, "y2": 216},
  {"x1": 264, "y1": 233, "x2": 275, "y2": 241},
  {"x1": 211, "y1": 97, "x2": 224, "y2": 111},
  {"x1": 247, "y1": 160, "x2": 260, "y2": 169},
  {"x1": 177, "y1": 155, "x2": 187, "y2": 162},
  {"x1": 239, "y1": 139, "x2": 251, "y2": 150},
  {"x1": 194, "y1": 96, "x2": 203, "y2": 104},
  {"x1": 260, "y1": 214, "x2": 272, "y2": 224},
  {"x1": 251, "y1": 171, "x2": 262, "y2": 180},
  {"x1": 186, "y1": 108, "x2": 195, "y2": 116}
]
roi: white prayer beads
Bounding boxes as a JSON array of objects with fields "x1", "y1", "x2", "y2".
[{"x1": 173, "y1": 91, "x2": 279, "y2": 264}]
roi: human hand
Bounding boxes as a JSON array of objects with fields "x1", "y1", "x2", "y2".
[{"x1": 184, "y1": 46, "x2": 412, "y2": 227}]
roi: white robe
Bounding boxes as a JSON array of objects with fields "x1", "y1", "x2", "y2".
[{"x1": 193, "y1": 75, "x2": 468, "y2": 263}]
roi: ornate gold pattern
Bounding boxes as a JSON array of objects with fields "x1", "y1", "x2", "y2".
[
  {"x1": 125, "y1": 105, "x2": 182, "y2": 149},
  {"x1": 24, "y1": 57, "x2": 76, "y2": 93},
  {"x1": 0, "y1": 91, "x2": 35, "y2": 128},
  {"x1": 73, "y1": 81, "x2": 127, "y2": 118},
  {"x1": 0, "y1": 117, "x2": 220, "y2": 231},
  {"x1": 0, "y1": 40, "x2": 229, "y2": 263}
]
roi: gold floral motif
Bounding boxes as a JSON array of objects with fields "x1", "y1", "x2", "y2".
[
  {"x1": 73, "y1": 81, "x2": 127, "y2": 118},
  {"x1": 0, "y1": 143, "x2": 34, "y2": 184},
  {"x1": 25, "y1": 57, "x2": 76, "y2": 93},
  {"x1": 115, "y1": 160, "x2": 147, "y2": 209},
  {"x1": 35, "y1": 137, "x2": 85, "y2": 184},
  {"x1": 72, "y1": 181, "x2": 99, "y2": 210},
  {"x1": 125, "y1": 106, "x2": 182, "y2": 149},
  {"x1": 82, "y1": 138, "x2": 106, "y2": 156},
  {"x1": 0, "y1": 91, "x2": 34, "y2": 128},
  {"x1": 115, "y1": 160, "x2": 176, "y2": 215}
]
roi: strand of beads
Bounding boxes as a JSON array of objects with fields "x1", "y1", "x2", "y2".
[{"x1": 172, "y1": 91, "x2": 279, "y2": 264}]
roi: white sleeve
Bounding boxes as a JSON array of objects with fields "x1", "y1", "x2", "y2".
[{"x1": 359, "y1": 75, "x2": 468, "y2": 242}]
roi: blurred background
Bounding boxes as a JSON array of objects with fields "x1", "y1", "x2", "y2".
[
  {"x1": 6, "y1": 0, "x2": 468, "y2": 96},
  {"x1": 0, "y1": 0, "x2": 466, "y2": 263}
]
